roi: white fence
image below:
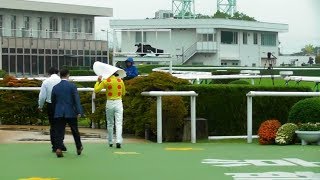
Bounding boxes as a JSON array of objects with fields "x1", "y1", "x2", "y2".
[{"x1": 246, "y1": 91, "x2": 320, "y2": 143}]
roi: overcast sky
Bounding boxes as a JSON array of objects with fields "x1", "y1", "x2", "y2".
[{"x1": 32, "y1": 0, "x2": 320, "y2": 54}]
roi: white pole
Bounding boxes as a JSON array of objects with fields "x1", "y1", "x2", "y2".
[
  {"x1": 157, "y1": 96, "x2": 162, "y2": 143},
  {"x1": 107, "y1": 31, "x2": 109, "y2": 64},
  {"x1": 247, "y1": 96, "x2": 253, "y2": 143},
  {"x1": 251, "y1": 79, "x2": 254, "y2": 85},
  {"x1": 169, "y1": 60, "x2": 173, "y2": 74},
  {"x1": 91, "y1": 92, "x2": 96, "y2": 129},
  {"x1": 191, "y1": 96, "x2": 196, "y2": 143}
]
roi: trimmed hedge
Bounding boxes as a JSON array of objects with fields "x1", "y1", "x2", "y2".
[
  {"x1": 228, "y1": 80, "x2": 250, "y2": 85},
  {"x1": 69, "y1": 70, "x2": 95, "y2": 76},
  {"x1": 178, "y1": 84, "x2": 311, "y2": 135},
  {"x1": 288, "y1": 97, "x2": 320, "y2": 124}
]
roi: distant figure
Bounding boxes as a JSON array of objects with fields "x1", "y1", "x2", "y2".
[
  {"x1": 124, "y1": 57, "x2": 138, "y2": 80},
  {"x1": 308, "y1": 57, "x2": 314, "y2": 66},
  {"x1": 51, "y1": 69, "x2": 83, "y2": 158},
  {"x1": 38, "y1": 67, "x2": 67, "y2": 153}
]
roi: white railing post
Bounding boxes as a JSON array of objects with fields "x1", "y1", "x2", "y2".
[
  {"x1": 91, "y1": 92, "x2": 96, "y2": 129},
  {"x1": 247, "y1": 96, "x2": 253, "y2": 143},
  {"x1": 169, "y1": 60, "x2": 173, "y2": 74},
  {"x1": 156, "y1": 96, "x2": 162, "y2": 143},
  {"x1": 191, "y1": 96, "x2": 196, "y2": 143}
]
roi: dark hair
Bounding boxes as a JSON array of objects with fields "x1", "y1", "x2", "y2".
[
  {"x1": 60, "y1": 69, "x2": 69, "y2": 78},
  {"x1": 48, "y1": 67, "x2": 59, "y2": 75}
]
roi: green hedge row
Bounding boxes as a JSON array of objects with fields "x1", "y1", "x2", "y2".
[
  {"x1": 0, "y1": 70, "x2": 7, "y2": 78},
  {"x1": 178, "y1": 84, "x2": 312, "y2": 136},
  {"x1": 69, "y1": 70, "x2": 95, "y2": 76}
]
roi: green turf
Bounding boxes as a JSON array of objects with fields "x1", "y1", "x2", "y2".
[
  {"x1": 244, "y1": 78, "x2": 316, "y2": 90},
  {"x1": 0, "y1": 142, "x2": 319, "y2": 180}
]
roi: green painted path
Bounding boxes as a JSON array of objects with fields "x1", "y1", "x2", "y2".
[{"x1": 0, "y1": 142, "x2": 319, "y2": 180}]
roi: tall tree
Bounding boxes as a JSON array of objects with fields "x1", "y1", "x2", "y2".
[{"x1": 302, "y1": 44, "x2": 315, "y2": 55}]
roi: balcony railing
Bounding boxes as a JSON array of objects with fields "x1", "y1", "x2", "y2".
[{"x1": 0, "y1": 28, "x2": 95, "y2": 40}]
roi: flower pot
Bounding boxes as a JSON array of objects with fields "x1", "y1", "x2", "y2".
[{"x1": 295, "y1": 131, "x2": 320, "y2": 145}]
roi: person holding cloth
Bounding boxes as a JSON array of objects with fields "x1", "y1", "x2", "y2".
[
  {"x1": 123, "y1": 57, "x2": 138, "y2": 80},
  {"x1": 51, "y1": 69, "x2": 83, "y2": 158},
  {"x1": 94, "y1": 63, "x2": 126, "y2": 149}
]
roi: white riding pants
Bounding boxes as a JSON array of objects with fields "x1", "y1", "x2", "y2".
[{"x1": 106, "y1": 99, "x2": 123, "y2": 144}]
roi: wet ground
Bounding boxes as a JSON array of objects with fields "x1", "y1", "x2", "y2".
[{"x1": 0, "y1": 125, "x2": 147, "y2": 144}]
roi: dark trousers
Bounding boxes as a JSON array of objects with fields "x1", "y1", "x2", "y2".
[
  {"x1": 46, "y1": 103, "x2": 55, "y2": 150},
  {"x1": 53, "y1": 117, "x2": 82, "y2": 150}
]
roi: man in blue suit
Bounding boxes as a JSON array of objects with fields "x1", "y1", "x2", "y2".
[{"x1": 51, "y1": 69, "x2": 83, "y2": 158}]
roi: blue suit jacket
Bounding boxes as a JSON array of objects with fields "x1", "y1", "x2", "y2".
[{"x1": 51, "y1": 80, "x2": 82, "y2": 118}]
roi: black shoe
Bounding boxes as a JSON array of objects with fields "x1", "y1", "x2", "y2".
[
  {"x1": 116, "y1": 143, "x2": 121, "y2": 149},
  {"x1": 56, "y1": 149, "x2": 63, "y2": 158},
  {"x1": 77, "y1": 147, "x2": 83, "y2": 155},
  {"x1": 109, "y1": 144, "x2": 113, "y2": 148}
]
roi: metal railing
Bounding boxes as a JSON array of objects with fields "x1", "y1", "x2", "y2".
[
  {"x1": 181, "y1": 42, "x2": 197, "y2": 64},
  {"x1": 0, "y1": 28, "x2": 95, "y2": 40}
]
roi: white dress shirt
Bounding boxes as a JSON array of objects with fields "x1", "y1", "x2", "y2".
[{"x1": 38, "y1": 74, "x2": 61, "y2": 108}]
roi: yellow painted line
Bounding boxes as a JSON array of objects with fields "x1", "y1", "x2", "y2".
[
  {"x1": 19, "y1": 178, "x2": 59, "y2": 180},
  {"x1": 165, "y1": 147, "x2": 204, "y2": 151},
  {"x1": 114, "y1": 152, "x2": 140, "y2": 155}
]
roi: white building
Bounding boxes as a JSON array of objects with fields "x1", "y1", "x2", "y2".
[
  {"x1": 110, "y1": 19, "x2": 288, "y2": 66},
  {"x1": 0, "y1": 0, "x2": 113, "y2": 76},
  {"x1": 155, "y1": 10, "x2": 174, "y2": 19}
]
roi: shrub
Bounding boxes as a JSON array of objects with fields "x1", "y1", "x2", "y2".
[
  {"x1": 298, "y1": 122, "x2": 320, "y2": 131},
  {"x1": 150, "y1": 96, "x2": 187, "y2": 142},
  {"x1": 275, "y1": 123, "x2": 298, "y2": 145},
  {"x1": 0, "y1": 76, "x2": 46, "y2": 125},
  {"x1": 228, "y1": 80, "x2": 250, "y2": 85},
  {"x1": 69, "y1": 70, "x2": 95, "y2": 76},
  {"x1": 0, "y1": 70, "x2": 7, "y2": 78},
  {"x1": 288, "y1": 97, "x2": 320, "y2": 124},
  {"x1": 316, "y1": 55, "x2": 320, "y2": 64},
  {"x1": 258, "y1": 119, "x2": 282, "y2": 145},
  {"x1": 179, "y1": 84, "x2": 311, "y2": 136}
]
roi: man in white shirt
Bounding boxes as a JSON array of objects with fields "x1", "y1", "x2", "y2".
[{"x1": 38, "y1": 67, "x2": 66, "y2": 152}]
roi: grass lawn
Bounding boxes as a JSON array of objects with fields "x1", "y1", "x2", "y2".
[
  {"x1": 243, "y1": 78, "x2": 317, "y2": 90},
  {"x1": 0, "y1": 141, "x2": 319, "y2": 180}
]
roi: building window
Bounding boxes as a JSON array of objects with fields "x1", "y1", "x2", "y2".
[
  {"x1": 261, "y1": 33, "x2": 276, "y2": 46},
  {"x1": 243, "y1": 32, "x2": 248, "y2": 44},
  {"x1": 62, "y1": 18, "x2": 70, "y2": 32},
  {"x1": 221, "y1": 31, "x2": 238, "y2": 44},
  {"x1": 37, "y1": 17, "x2": 42, "y2": 31},
  {"x1": 253, "y1": 33, "x2": 258, "y2": 45},
  {"x1": 232, "y1": 62, "x2": 238, "y2": 66},
  {"x1": 201, "y1": 34, "x2": 213, "y2": 42},
  {"x1": 50, "y1": 17, "x2": 58, "y2": 32},
  {"x1": 24, "y1": 16, "x2": 31, "y2": 29},
  {"x1": 135, "y1": 32, "x2": 147, "y2": 43},
  {"x1": 73, "y1": 18, "x2": 82, "y2": 33},
  {"x1": 221, "y1": 62, "x2": 227, "y2": 66},
  {"x1": 11, "y1": 15, "x2": 17, "y2": 36},
  {"x1": 85, "y1": 19, "x2": 93, "y2": 33}
]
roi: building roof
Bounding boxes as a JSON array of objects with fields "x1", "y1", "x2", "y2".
[
  {"x1": 0, "y1": 0, "x2": 113, "y2": 17},
  {"x1": 110, "y1": 19, "x2": 288, "y2": 32}
]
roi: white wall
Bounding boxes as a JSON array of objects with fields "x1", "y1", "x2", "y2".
[{"x1": 0, "y1": 9, "x2": 94, "y2": 35}]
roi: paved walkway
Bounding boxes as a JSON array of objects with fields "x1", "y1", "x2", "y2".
[{"x1": 0, "y1": 125, "x2": 147, "y2": 144}]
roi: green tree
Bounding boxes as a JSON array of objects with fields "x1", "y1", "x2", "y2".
[
  {"x1": 212, "y1": 11, "x2": 232, "y2": 19},
  {"x1": 316, "y1": 55, "x2": 320, "y2": 64},
  {"x1": 302, "y1": 44, "x2": 315, "y2": 55},
  {"x1": 231, "y1": 12, "x2": 256, "y2": 21}
]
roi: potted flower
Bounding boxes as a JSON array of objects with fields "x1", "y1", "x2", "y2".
[{"x1": 295, "y1": 122, "x2": 320, "y2": 145}]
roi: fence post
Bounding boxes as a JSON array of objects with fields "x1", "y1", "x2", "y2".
[{"x1": 247, "y1": 96, "x2": 253, "y2": 143}]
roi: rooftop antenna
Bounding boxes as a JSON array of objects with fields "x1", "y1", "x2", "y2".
[
  {"x1": 217, "y1": 0, "x2": 237, "y2": 16},
  {"x1": 172, "y1": 0, "x2": 195, "y2": 19}
]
